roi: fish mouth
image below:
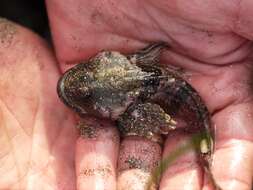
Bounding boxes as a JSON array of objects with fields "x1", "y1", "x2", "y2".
[
  {"x1": 57, "y1": 70, "x2": 88, "y2": 115},
  {"x1": 57, "y1": 73, "x2": 71, "y2": 107}
]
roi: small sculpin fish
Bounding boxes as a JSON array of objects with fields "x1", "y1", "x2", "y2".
[{"x1": 57, "y1": 42, "x2": 221, "y2": 190}]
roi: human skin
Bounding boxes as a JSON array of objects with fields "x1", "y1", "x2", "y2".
[{"x1": 0, "y1": 0, "x2": 253, "y2": 189}]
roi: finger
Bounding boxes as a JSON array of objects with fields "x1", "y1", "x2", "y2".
[
  {"x1": 45, "y1": 0, "x2": 253, "y2": 70},
  {"x1": 45, "y1": 0, "x2": 144, "y2": 67},
  {"x1": 159, "y1": 131, "x2": 202, "y2": 190},
  {"x1": 117, "y1": 136, "x2": 162, "y2": 190},
  {"x1": 75, "y1": 117, "x2": 119, "y2": 190},
  {"x1": 205, "y1": 103, "x2": 253, "y2": 190}
]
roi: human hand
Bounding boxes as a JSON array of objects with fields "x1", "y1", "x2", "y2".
[
  {"x1": 0, "y1": 18, "x2": 77, "y2": 189},
  {"x1": 46, "y1": 1, "x2": 253, "y2": 189},
  {"x1": 1, "y1": 0, "x2": 253, "y2": 189}
]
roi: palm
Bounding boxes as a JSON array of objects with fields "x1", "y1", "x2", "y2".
[{"x1": 0, "y1": 22, "x2": 77, "y2": 189}]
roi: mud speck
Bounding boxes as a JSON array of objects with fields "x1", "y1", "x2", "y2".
[
  {"x1": 125, "y1": 156, "x2": 145, "y2": 170},
  {"x1": 90, "y1": 8, "x2": 104, "y2": 25},
  {"x1": 79, "y1": 164, "x2": 113, "y2": 177},
  {"x1": 77, "y1": 122, "x2": 98, "y2": 139},
  {"x1": 0, "y1": 18, "x2": 16, "y2": 48}
]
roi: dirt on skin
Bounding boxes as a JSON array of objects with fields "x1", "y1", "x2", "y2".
[{"x1": 0, "y1": 18, "x2": 16, "y2": 48}]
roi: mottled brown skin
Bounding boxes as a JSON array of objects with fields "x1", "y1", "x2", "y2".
[{"x1": 57, "y1": 42, "x2": 218, "y2": 188}]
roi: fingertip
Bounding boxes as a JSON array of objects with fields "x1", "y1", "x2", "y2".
[
  {"x1": 210, "y1": 139, "x2": 253, "y2": 190},
  {"x1": 159, "y1": 132, "x2": 202, "y2": 190},
  {"x1": 75, "y1": 118, "x2": 119, "y2": 190},
  {"x1": 117, "y1": 136, "x2": 162, "y2": 190}
]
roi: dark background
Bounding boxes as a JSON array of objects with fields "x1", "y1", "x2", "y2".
[{"x1": 0, "y1": 0, "x2": 50, "y2": 39}]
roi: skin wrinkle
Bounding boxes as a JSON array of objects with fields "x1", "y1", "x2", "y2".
[
  {"x1": 13, "y1": 97, "x2": 38, "y2": 137},
  {"x1": 0, "y1": 101, "x2": 25, "y2": 140},
  {"x1": 10, "y1": 154, "x2": 46, "y2": 189},
  {"x1": 98, "y1": 2, "x2": 171, "y2": 48},
  {"x1": 89, "y1": 5, "x2": 151, "y2": 49},
  {"x1": 0, "y1": 113, "x2": 22, "y2": 189},
  {"x1": 212, "y1": 80, "x2": 241, "y2": 108},
  {"x1": 87, "y1": 1, "x2": 142, "y2": 42},
  {"x1": 136, "y1": 1, "x2": 162, "y2": 33},
  {"x1": 30, "y1": 129, "x2": 56, "y2": 182},
  {"x1": 0, "y1": 149, "x2": 11, "y2": 161},
  {"x1": 0, "y1": 133, "x2": 24, "y2": 158},
  {"x1": 9, "y1": 174, "x2": 26, "y2": 190},
  {"x1": 0, "y1": 76, "x2": 34, "y2": 136},
  {"x1": 0, "y1": 138, "x2": 19, "y2": 180},
  {"x1": 143, "y1": 2, "x2": 225, "y2": 49},
  {"x1": 143, "y1": 2, "x2": 198, "y2": 49},
  {"x1": 142, "y1": 0, "x2": 251, "y2": 63},
  {"x1": 0, "y1": 55, "x2": 40, "y2": 138},
  {"x1": 117, "y1": 2, "x2": 169, "y2": 43},
  {"x1": 213, "y1": 89, "x2": 251, "y2": 116},
  {"x1": 162, "y1": 51, "x2": 221, "y2": 73},
  {"x1": 215, "y1": 139, "x2": 253, "y2": 151},
  {"x1": 211, "y1": 0, "x2": 240, "y2": 31},
  {"x1": 28, "y1": 159, "x2": 53, "y2": 179},
  {"x1": 27, "y1": 114, "x2": 70, "y2": 188},
  {"x1": 140, "y1": 7, "x2": 250, "y2": 65},
  {"x1": 0, "y1": 61, "x2": 40, "y2": 188},
  {"x1": 104, "y1": 1, "x2": 145, "y2": 40},
  {"x1": 147, "y1": 0, "x2": 224, "y2": 31},
  {"x1": 154, "y1": 0, "x2": 237, "y2": 32},
  {"x1": 115, "y1": 10, "x2": 147, "y2": 42},
  {"x1": 0, "y1": 91, "x2": 40, "y2": 129},
  {"x1": 177, "y1": 34, "x2": 248, "y2": 64},
  {"x1": 142, "y1": 3, "x2": 171, "y2": 43},
  {"x1": 232, "y1": 91, "x2": 253, "y2": 107},
  {"x1": 208, "y1": 40, "x2": 250, "y2": 62},
  {"x1": 26, "y1": 61, "x2": 66, "y2": 189},
  {"x1": 211, "y1": 98, "x2": 237, "y2": 117}
]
